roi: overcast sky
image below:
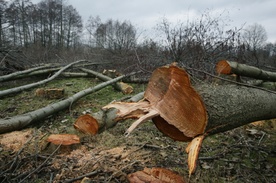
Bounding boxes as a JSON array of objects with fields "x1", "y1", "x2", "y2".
[{"x1": 32, "y1": 0, "x2": 276, "y2": 43}]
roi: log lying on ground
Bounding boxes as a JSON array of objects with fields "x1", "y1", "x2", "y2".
[
  {"x1": 122, "y1": 76, "x2": 149, "y2": 84},
  {"x1": 0, "y1": 60, "x2": 87, "y2": 98},
  {"x1": 61, "y1": 72, "x2": 90, "y2": 78},
  {"x1": 11, "y1": 67, "x2": 61, "y2": 79},
  {"x1": 0, "y1": 64, "x2": 53, "y2": 82},
  {"x1": 0, "y1": 62, "x2": 106, "y2": 82},
  {"x1": 216, "y1": 60, "x2": 276, "y2": 81},
  {"x1": 0, "y1": 73, "x2": 136, "y2": 134},
  {"x1": 81, "y1": 68, "x2": 133, "y2": 94},
  {"x1": 77, "y1": 63, "x2": 276, "y2": 175},
  {"x1": 89, "y1": 64, "x2": 276, "y2": 138}
]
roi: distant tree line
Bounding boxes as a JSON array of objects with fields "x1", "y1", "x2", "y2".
[
  {"x1": 0, "y1": 0, "x2": 275, "y2": 76},
  {"x1": 0, "y1": 0, "x2": 82, "y2": 49}
]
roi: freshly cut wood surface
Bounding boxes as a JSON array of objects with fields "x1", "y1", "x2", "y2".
[{"x1": 216, "y1": 60, "x2": 276, "y2": 81}]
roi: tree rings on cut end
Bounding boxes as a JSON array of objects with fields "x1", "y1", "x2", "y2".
[
  {"x1": 74, "y1": 114, "x2": 99, "y2": 135},
  {"x1": 145, "y1": 64, "x2": 207, "y2": 139},
  {"x1": 216, "y1": 60, "x2": 232, "y2": 74}
]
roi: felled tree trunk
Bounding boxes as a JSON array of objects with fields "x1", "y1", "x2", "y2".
[
  {"x1": 86, "y1": 65, "x2": 276, "y2": 137},
  {"x1": 61, "y1": 72, "x2": 90, "y2": 78},
  {"x1": 194, "y1": 84, "x2": 276, "y2": 134},
  {"x1": 216, "y1": 60, "x2": 276, "y2": 81},
  {"x1": 90, "y1": 83, "x2": 276, "y2": 136},
  {"x1": 81, "y1": 68, "x2": 133, "y2": 94},
  {"x1": 0, "y1": 64, "x2": 53, "y2": 82},
  {"x1": 73, "y1": 63, "x2": 276, "y2": 176},
  {"x1": 0, "y1": 73, "x2": 135, "y2": 134}
]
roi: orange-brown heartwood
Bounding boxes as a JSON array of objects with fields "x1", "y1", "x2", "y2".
[{"x1": 74, "y1": 63, "x2": 276, "y2": 175}]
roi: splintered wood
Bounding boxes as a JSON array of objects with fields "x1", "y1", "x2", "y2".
[
  {"x1": 127, "y1": 167, "x2": 186, "y2": 183},
  {"x1": 185, "y1": 135, "x2": 205, "y2": 176},
  {"x1": 144, "y1": 64, "x2": 207, "y2": 140},
  {"x1": 103, "y1": 64, "x2": 207, "y2": 141}
]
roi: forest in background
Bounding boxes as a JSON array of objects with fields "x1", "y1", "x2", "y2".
[
  {"x1": 1, "y1": 1, "x2": 276, "y2": 182},
  {"x1": 0, "y1": 0, "x2": 276, "y2": 78}
]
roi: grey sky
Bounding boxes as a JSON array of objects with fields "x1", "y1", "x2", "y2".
[{"x1": 32, "y1": 0, "x2": 276, "y2": 43}]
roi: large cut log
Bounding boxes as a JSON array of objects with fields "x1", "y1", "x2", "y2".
[
  {"x1": 75, "y1": 63, "x2": 276, "y2": 176},
  {"x1": 81, "y1": 68, "x2": 133, "y2": 94},
  {"x1": 90, "y1": 76, "x2": 276, "y2": 138},
  {"x1": 0, "y1": 73, "x2": 136, "y2": 134},
  {"x1": 216, "y1": 60, "x2": 276, "y2": 81}
]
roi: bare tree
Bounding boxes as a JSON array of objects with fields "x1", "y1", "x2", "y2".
[
  {"x1": 242, "y1": 23, "x2": 267, "y2": 66},
  {"x1": 242, "y1": 23, "x2": 267, "y2": 50},
  {"x1": 156, "y1": 11, "x2": 242, "y2": 75},
  {"x1": 0, "y1": 0, "x2": 8, "y2": 47},
  {"x1": 63, "y1": 5, "x2": 82, "y2": 49},
  {"x1": 85, "y1": 15, "x2": 101, "y2": 47},
  {"x1": 93, "y1": 19, "x2": 137, "y2": 53}
]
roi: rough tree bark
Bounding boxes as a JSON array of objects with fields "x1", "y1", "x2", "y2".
[
  {"x1": 216, "y1": 60, "x2": 276, "y2": 81},
  {"x1": 80, "y1": 64, "x2": 276, "y2": 138},
  {"x1": 90, "y1": 84, "x2": 276, "y2": 136},
  {"x1": 193, "y1": 84, "x2": 275, "y2": 134},
  {"x1": 78, "y1": 63, "x2": 276, "y2": 176}
]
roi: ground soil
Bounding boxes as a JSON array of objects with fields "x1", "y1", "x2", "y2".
[{"x1": 0, "y1": 77, "x2": 275, "y2": 183}]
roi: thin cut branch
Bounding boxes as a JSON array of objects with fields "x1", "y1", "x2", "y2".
[
  {"x1": 64, "y1": 170, "x2": 101, "y2": 183},
  {"x1": 81, "y1": 68, "x2": 133, "y2": 94},
  {"x1": 0, "y1": 73, "x2": 136, "y2": 134},
  {"x1": 18, "y1": 144, "x2": 61, "y2": 183},
  {"x1": 0, "y1": 64, "x2": 54, "y2": 82},
  {"x1": 0, "y1": 60, "x2": 87, "y2": 98}
]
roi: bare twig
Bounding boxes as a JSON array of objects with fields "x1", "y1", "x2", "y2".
[
  {"x1": 106, "y1": 160, "x2": 139, "y2": 182},
  {"x1": 0, "y1": 135, "x2": 33, "y2": 179},
  {"x1": 17, "y1": 144, "x2": 61, "y2": 183},
  {"x1": 63, "y1": 170, "x2": 101, "y2": 183},
  {"x1": 258, "y1": 131, "x2": 266, "y2": 145},
  {"x1": 0, "y1": 60, "x2": 88, "y2": 98}
]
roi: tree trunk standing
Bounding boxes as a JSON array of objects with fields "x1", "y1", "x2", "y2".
[{"x1": 195, "y1": 84, "x2": 276, "y2": 135}]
